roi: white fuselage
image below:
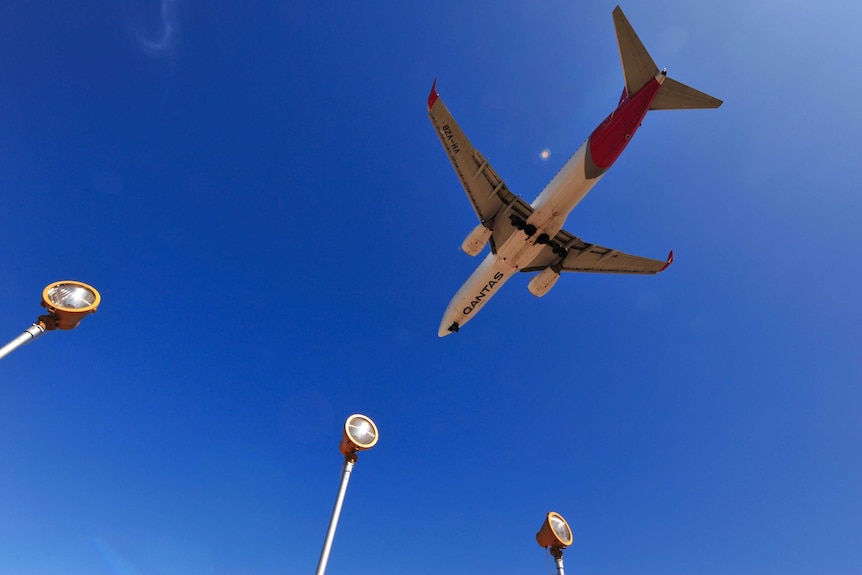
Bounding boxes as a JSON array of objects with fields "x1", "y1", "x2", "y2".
[{"x1": 438, "y1": 141, "x2": 604, "y2": 336}]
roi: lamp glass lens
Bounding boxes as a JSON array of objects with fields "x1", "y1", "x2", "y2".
[
  {"x1": 47, "y1": 284, "x2": 97, "y2": 310},
  {"x1": 550, "y1": 515, "x2": 571, "y2": 544},
  {"x1": 347, "y1": 417, "x2": 376, "y2": 446}
]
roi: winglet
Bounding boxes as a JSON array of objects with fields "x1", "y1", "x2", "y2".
[
  {"x1": 427, "y1": 78, "x2": 439, "y2": 111},
  {"x1": 659, "y1": 250, "x2": 674, "y2": 272}
]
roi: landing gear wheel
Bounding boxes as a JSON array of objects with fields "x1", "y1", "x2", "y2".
[{"x1": 448, "y1": 322, "x2": 460, "y2": 333}]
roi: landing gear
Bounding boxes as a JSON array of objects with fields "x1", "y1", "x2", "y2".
[
  {"x1": 536, "y1": 233, "x2": 550, "y2": 245},
  {"x1": 447, "y1": 322, "x2": 460, "y2": 333},
  {"x1": 508, "y1": 214, "x2": 536, "y2": 236}
]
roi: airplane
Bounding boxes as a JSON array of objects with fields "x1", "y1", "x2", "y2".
[{"x1": 428, "y1": 5, "x2": 721, "y2": 337}]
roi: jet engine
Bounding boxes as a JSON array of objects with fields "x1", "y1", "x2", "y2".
[
  {"x1": 528, "y1": 267, "x2": 561, "y2": 297},
  {"x1": 461, "y1": 223, "x2": 492, "y2": 256}
]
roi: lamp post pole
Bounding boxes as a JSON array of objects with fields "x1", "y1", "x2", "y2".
[
  {"x1": 550, "y1": 547, "x2": 566, "y2": 575},
  {"x1": 0, "y1": 323, "x2": 46, "y2": 361},
  {"x1": 315, "y1": 456, "x2": 356, "y2": 575},
  {"x1": 313, "y1": 414, "x2": 378, "y2": 575}
]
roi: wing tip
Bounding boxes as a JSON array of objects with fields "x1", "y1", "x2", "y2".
[
  {"x1": 659, "y1": 249, "x2": 674, "y2": 272},
  {"x1": 427, "y1": 78, "x2": 439, "y2": 111}
]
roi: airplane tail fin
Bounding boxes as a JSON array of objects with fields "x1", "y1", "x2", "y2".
[
  {"x1": 613, "y1": 6, "x2": 722, "y2": 110},
  {"x1": 613, "y1": 6, "x2": 658, "y2": 99}
]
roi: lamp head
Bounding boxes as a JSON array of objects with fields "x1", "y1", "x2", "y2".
[
  {"x1": 40, "y1": 281, "x2": 101, "y2": 330},
  {"x1": 536, "y1": 511, "x2": 573, "y2": 550},
  {"x1": 338, "y1": 414, "x2": 378, "y2": 460}
]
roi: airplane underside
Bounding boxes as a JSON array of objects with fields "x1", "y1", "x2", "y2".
[
  {"x1": 437, "y1": 142, "x2": 597, "y2": 336},
  {"x1": 429, "y1": 6, "x2": 721, "y2": 336}
]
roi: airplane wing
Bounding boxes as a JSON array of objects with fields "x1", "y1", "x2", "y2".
[
  {"x1": 523, "y1": 227, "x2": 673, "y2": 274},
  {"x1": 427, "y1": 81, "x2": 533, "y2": 250}
]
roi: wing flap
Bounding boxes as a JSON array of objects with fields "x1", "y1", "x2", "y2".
[
  {"x1": 559, "y1": 246, "x2": 672, "y2": 274},
  {"x1": 427, "y1": 82, "x2": 520, "y2": 225},
  {"x1": 524, "y1": 227, "x2": 672, "y2": 275}
]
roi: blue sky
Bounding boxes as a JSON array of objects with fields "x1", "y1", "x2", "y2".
[{"x1": 1, "y1": 1, "x2": 860, "y2": 574}]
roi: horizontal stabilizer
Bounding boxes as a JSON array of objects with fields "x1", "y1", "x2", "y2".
[
  {"x1": 614, "y1": 6, "x2": 722, "y2": 110},
  {"x1": 651, "y1": 77, "x2": 723, "y2": 110}
]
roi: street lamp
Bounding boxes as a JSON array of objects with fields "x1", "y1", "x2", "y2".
[
  {"x1": 315, "y1": 414, "x2": 379, "y2": 575},
  {"x1": 0, "y1": 281, "x2": 101, "y2": 361},
  {"x1": 536, "y1": 511, "x2": 573, "y2": 575}
]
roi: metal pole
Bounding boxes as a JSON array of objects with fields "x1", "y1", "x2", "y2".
[
  {"x1": 0, "y1": 323, "x2": 46, "y2": 361},
  {"x1": 551, "y1": 548, "x2": 566, "y2": 575},
  {"x1": 554, "y1": 554, "x2": 566, "y2": 575},
  {"x1": 315, "y1": 457, "x2": 355, "y2": 575}
]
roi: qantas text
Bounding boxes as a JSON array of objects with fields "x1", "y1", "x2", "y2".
[{"x1": 462, "y1": 271, "x2": 505, "y2": 315}]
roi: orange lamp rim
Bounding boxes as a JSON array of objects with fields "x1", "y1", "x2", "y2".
[
  {"x1": 545, "y1": 511, "x2": 573, "y2": 547},
  {"x1": 343, "y1": 413, "x2": 379, "y2": 449},
  {"x1": 41, "y1": 280, "x2": 101, "y2": 314}
]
